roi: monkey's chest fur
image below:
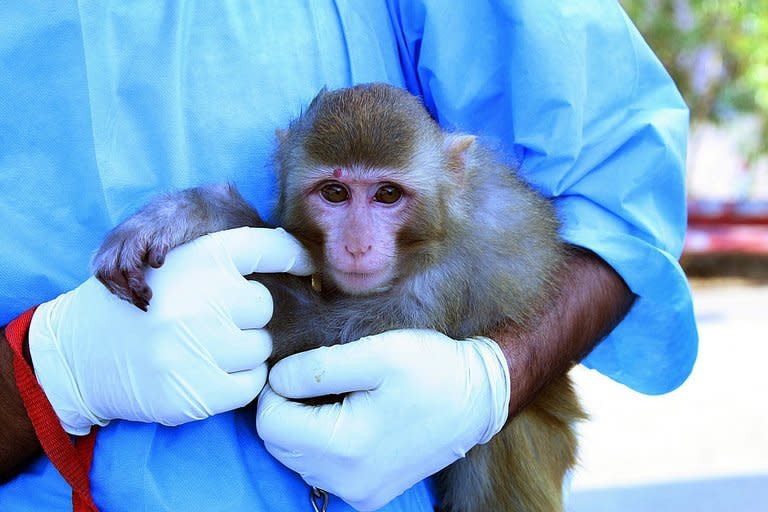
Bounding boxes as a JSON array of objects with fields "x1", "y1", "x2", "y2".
[{"x1": 253, "y1": 265, "x2": 523, "y2": 365}]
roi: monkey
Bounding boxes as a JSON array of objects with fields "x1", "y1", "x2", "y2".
[{"x1": 92, "y1": 83, "x2": 586, "y2": 512}]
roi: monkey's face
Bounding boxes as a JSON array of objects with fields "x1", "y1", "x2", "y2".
[
  {"x1": 274, "y1": 84, "x2": 474, "y2": 296},
  {"x1": 302, "y1": 166, "x2": 411, "y2": 295}
]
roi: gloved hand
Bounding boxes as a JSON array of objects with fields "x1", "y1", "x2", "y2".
[
  {"x1": 256, "y1": 329, "x2": 511, "y2": 511},
  {"x1": 29, "y1": 227, "x2": 313, "y2": 435}
]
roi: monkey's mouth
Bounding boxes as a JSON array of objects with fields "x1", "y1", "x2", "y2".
[{"x1": 330, "y1": 268, "x2": 393, "y2": 295}]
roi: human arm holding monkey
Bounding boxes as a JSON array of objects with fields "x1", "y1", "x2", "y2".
[{"x1": 0, "y1": 227, "x2": 312, "y2": 483}]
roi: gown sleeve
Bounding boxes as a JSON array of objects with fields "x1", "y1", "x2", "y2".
[{"x1": 387, "y1": 0, "x2": 698, "y2": 394}]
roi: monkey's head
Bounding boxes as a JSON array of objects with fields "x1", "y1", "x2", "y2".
[{"x1": 275, "y1": 83, "x2": 476, "y2": 296}]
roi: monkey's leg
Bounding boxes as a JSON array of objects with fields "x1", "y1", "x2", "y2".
[
  {"x1": 92, "y1": 184, "x2": 263, "y2": 309},
  {"x1": 437, "y1": 375, "x2": 585, "y2": 512}
]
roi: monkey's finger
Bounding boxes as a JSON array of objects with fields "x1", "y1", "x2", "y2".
[
  {"x1": 207, "y1": 329, "x2": 273, "y2": 373},
  {"x1": 224, "y1": 280, "x2": 274, "y2": 329},
  {"x1": 212, "y1": 227, "x2": 315, "y2": 276},
  {"x1": 268, "y1": 343, "x2": 385, "y2": 399},
  {"x1": 146, "y1": 244, "x2": 167, "y2": 268}
]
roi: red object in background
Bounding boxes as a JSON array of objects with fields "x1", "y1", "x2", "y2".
[{"x1": 685, "y1": 200, "x2": 768, "y2": 254}]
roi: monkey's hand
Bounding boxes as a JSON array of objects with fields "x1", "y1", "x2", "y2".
[
  {"x1": 91, "y1": 210, "x2": 205, "y2": 311},
  {"x1": 91, "y1": 184, "x2": 263, "y2": 311},
  {"x1": 256, "y1": 329, "x2": 511, "y2": 511},
  {"x1": 91, "y1": 217, "x2": 170, "y2": 311},
  {"x1": 30, "y1": 227, "x2": 313, "y2": 435}
]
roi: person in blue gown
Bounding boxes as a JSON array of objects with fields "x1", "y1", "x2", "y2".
[{"x1": 0, "y1": 1, "x2": 697, "y2": 510}]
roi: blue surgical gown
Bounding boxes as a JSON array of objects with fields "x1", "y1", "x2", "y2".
[{"x1": 0, "y1": 1, "x2": 697, "y2": 510}]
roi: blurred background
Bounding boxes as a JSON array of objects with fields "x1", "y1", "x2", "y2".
[{"x1": 569, "y1": 1, "x2": 768, "y2": 510}]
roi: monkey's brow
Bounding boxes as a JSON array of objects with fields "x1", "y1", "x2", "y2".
[{"x1": 308, "y1": 164, "x2": 411, "y2": 181}]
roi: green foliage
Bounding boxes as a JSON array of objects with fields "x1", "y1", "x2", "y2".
[{"x1": 621, "y1": 0, "x2": 768, "y2": 134}]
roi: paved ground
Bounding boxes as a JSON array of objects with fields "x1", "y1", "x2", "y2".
[{"x1": 567, "y1": 279, "x2": 768, "y2": 511}]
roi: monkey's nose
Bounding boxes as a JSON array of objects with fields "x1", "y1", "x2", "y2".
[{"x1": 345, "y1": 244, "x2": 372, "y2": 258}]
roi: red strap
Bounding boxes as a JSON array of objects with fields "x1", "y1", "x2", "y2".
[
  {"x1": 6, "y1": 308, "x2": 99, "y2": 512},
  {"x1": 72, "y1": 431, "x2": 99, "y2": 512}
]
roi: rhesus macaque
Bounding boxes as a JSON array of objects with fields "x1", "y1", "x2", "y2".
[{"x1": 93, "y1": 84, "x2": 585, "y2": 512}]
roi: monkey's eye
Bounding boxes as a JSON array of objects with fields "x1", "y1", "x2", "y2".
[
  {"x1": 374, "y1": 184, "x2": 402, "y2": 204},
  {"x1": 320, "y1": 183, "x2": 349, "y2": 203}
]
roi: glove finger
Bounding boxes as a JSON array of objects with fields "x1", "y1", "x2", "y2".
[
  {"x1": 268, "y1": 341, "x2": 386, "y2": 399},
  {"x1": 224, "y1": 279, "x2": 274, "y2": 329},
  {"x1": 206, "y1": 328, "x2": 273, "y2": 372},
  {"x1": 206, "y1": 364, "x2": 269, "y2": 414},
  {"x1": 213, "y1": 227, "x2": 314, "y2": 276},
  {"x1": 256, "y1": 383, "x2": 343, "y2": 451}
]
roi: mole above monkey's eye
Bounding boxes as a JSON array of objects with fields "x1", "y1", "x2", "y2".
[
  {"x1": 374, "y1": 184, "x2": 402, "y2": 204},
  {"x1": 320, "y1": 183, "x2": 349, "y2": 203}
]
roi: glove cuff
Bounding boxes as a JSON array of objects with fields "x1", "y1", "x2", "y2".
[
  {"x1": 469, "y1": 336, "x2": 511, "y2": 444},
  {"x1": 30, "y1": 294, "x2": 108, "y2": 435}
]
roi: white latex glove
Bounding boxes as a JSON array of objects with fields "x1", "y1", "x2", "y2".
[
  {"x1": 29, "y1": 227, "x2": 313, "y2": 435},
  {"x1": 256, "y1": 329, "x2": 511, "y2": 511}
]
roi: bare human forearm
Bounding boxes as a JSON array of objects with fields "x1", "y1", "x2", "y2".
[
  {"x1": 494, "y1": 247, "x2": 636, "y2": 418},
  {"x1": 0, "y1": 326, "x2": 42, "y2": 482}
]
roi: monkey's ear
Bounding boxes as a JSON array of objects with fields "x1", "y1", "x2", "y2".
[{"x1": 445, "y1": 135, "x2": 476, "y2": 173}]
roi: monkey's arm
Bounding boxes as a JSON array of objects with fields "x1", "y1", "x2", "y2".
[
  {"x1": 495, "y1": 247, "x2": 635, "y2": 418},
  {"x1": 93, "y1": 184, "x2": 264, "y2": 309},
  {"x1": 0, "y1": 327, "x2": 42, "y2": 481}
]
